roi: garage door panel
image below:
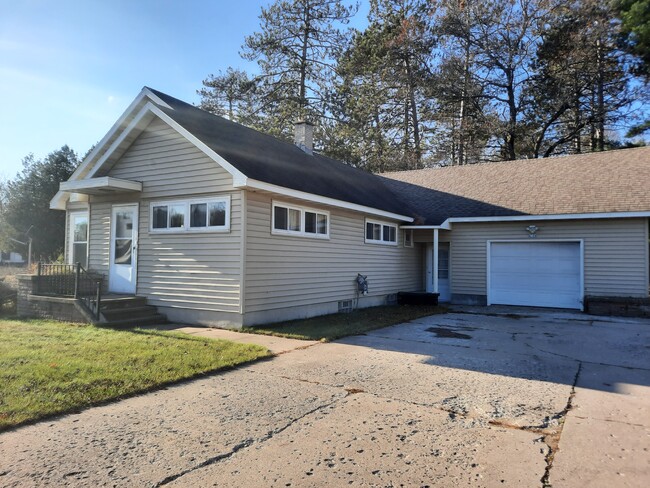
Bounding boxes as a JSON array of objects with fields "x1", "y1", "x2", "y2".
[{"x1": 489, "y1": 242, "x2": 582, "y2": 309}]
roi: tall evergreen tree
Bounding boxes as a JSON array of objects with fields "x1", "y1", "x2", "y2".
[
  {"x1": 329, "y1": 0, "x2": 435, "y2": 171},
  {"x1": 241, "y1": 0, "x2": 357, "y2": 141}
]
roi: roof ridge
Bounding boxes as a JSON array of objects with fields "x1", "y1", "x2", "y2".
[{"x1": 382, "y1": 145, "x2": 650, "y2": 176}]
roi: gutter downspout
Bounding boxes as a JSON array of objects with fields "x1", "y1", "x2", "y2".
[{"x1": 433, "y1": 228, "x2": 439, "y2": 294}]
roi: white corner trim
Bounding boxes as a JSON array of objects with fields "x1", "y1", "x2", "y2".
[
  {"x1": 242, "y1": 179, "x2": 414, "y2": 222},
  {"x1": 60, "y1": 176, "x2": 142, "y2": 193}
]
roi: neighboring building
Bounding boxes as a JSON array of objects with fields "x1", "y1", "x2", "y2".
[
  {"x1": 50, "y1": 88, "x2": 650, "y2": 328},
  {"x1": 0, "y1": 251, "x2": 25, "y2": 266}
]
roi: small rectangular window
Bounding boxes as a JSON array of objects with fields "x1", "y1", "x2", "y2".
[
  {"x1": 153, "y1": 206, "x2": 168, "y2": 229},
  {"x1": 150, "y1": 197, "x2": 230, "y2": 232},
  {"x1": 190, "y1": 203, "x2": 207, "y2": 227},
  {"x1": 209, "y1": 201, "x2": 226, "y2": 227},
  {"x1": 169, "y1": 204, "x2": 185, "y2": 228},
  {"x1": 272, "y1": 202, "x2": 329, "y2": 239},
  {"x1": 365, "y1": 219, "x2": 398, "y2": 245},
  {"x1": 305, "y1": 211, "x2": 316, "y2": 233},
  {"x1": 317, "y1": 214, "x2": 327, "y2": 234},
  {"x1": 288, "y1": 208, "x2": 301, "y2": 231},
  {"x1": 274, "y1": 206, "x2": 288, "y2": 230}
]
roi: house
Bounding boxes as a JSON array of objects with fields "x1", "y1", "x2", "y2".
[
  {"x1": 49, "y1": 87, "x2": 650, "y2": 327},
  {"x1": 0, "y1": 251, "x2": 25, "y2": 266}
]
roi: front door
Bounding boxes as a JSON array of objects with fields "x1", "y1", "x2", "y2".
[
  {"x1": 109, "y1": 204, "x2": 138, "y2": 294},
  {"x1": 426, "y1": 242, "x2": 451, "y2": 302}
]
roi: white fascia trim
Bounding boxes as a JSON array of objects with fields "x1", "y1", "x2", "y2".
[
  {"x1": 69, "y1": 89, "x2": 152, "y2": 181},
  {"x1": 147, "y1": 104, "x2": 248, "y2": 184},
  {"x1": 60, "y1": 177, "x2": 142, "y2": 193},
  {"x1": 50, "y1": 89, "x2": 154, "y2": 210},
  {"x1": 402, "y1": 211, "x2": 650, "y2": 230},
  {"x1": 400, "y1": 225, "x2": 446, "y2": 230},
  {"x1": 141, "y1": 87, "x2": 172, "y2": 109},
  {"x1": 240, "y1": 178, "x2": 414, "y2": 222}
]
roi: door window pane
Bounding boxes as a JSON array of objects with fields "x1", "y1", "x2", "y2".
[
  {"x1": 438, "y1": 249, "x2": 449, "y2": 279},
  {"x1": 190, "y1": 203, "x2": 207, "y2": 227},
  {"x1": 152, "y1": 206, "x2": 168, "y2": 229},
  {"x1": 209, "y1": 201, "x2": 226, "y2": 226},
  {"x1": 169, "y1": 204, "x2": 185, "y2": 228},
  {"x1": 114, "y1": 239, "x2": 132, "y2": 265},
  {"x1": 115, "y1": 211, "x2": 133, "y2": 238},
  {"x1": 305, "y1": 211, "x2": 316, "y2": 233}
]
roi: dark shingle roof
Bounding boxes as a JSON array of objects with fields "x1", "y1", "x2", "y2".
[
  {"x1": 147, "y1": 88, "x2": 411, "y2": 218},
  {"x1": 381, "y1": 147, "x2": 650, "y2": 225}
]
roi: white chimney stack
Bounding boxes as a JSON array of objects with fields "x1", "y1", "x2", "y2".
[{"x1": 294, "y1": 120, "x2": 314, "y2": 155}]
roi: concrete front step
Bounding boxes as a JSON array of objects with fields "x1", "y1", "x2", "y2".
[
  {"x1": 101, "y1": 305, "x2": 160, "y2": 322},
  {"x1": 97, "y1": 295, "x2": 166, "y2": 327},
  {"x1": 101, "y1": 314, "x2": 168, "y2": 329},
  {"x1": 100, "y1": 296, "x2": 148, "y2": 311}
]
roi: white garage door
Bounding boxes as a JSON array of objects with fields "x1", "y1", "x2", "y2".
[{"x1": 489, "y1": 241, "x2": 582, "y2": 309}]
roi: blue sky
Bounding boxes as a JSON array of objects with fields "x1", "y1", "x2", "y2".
[{"x1": 0, "y1": 0, "x2": 368, "y2": 178}]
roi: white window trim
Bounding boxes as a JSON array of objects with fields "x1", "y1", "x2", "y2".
[
  {"x1": 68, "y1": 210, "x2": 89, "y2": 266},
  {"x1": 365, "y1": 219, "x2": 398, "y2": 246},
  {"x1": 149, "y1": 196, "x2": 231, "y2": 233},
  {"x1": 271, "y1": 201, "x2": 330, "y2": 239},
  {"x1": 404, "y1": 229, "x2": 413, "y2": 248}
]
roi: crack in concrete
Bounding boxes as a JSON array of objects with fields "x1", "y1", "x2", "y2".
[
  {"x1": 571, "y1": 415, "x2": 648, "y2": 428},
  {"x1": 540, "y1": 361, "x2": 582, "y2": 488},
  {"x1": 153, "y1": 395, "x2": 345, "y2": 487},
  {"x1": 247, "y1": 368, "x2": 559, "y2": 435},
  {"x1": 527, "y1": 344, "x2": 650, "y2": 372}
]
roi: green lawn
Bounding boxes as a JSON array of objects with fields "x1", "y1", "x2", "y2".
[
  {"x1": 244, "y1": 304, "x2": 445, "y2": 341},
  {"x1": 0, "y1": 319, "x2": 270, "y2": 430}
]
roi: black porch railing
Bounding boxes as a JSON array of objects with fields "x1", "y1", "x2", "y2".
[{"x1": 36, "y1": 263, "x2": 102, "y2": 321}]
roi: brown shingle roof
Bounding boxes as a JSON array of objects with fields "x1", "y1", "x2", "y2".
[{"x1": 381, "y1": 146, "x2": 650, "y2": 225}]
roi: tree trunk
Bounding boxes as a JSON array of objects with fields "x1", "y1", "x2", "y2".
[
  {"x1": 457, "y1": 39, "x2": 471, "y2": 165},
  {"x1": 299, "y1": 4, "x2": 311, "y2": 117},
  {"x1": 405, "y1": 59, "x2": 421, "y2": 167},
  {"x1": 595, "y1": 36, "x2": 605, "y2": 151}
]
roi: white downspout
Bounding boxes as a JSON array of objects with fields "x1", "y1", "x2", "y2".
[{"x1": 433, "y1": 228, "x2": 439, "y2": 294}]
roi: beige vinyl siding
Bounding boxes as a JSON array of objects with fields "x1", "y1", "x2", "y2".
[
  {"x1": 450, "y1": 219, "x2": 649, "y2": 298},
  {"x1": 87, "y1": 116, "x2": 242, "y2": 313},
  {"x1": 244, "y1": 192, "x2": 420, "y2": 313}
]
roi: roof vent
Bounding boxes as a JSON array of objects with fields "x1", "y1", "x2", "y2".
[{"x1": 294, "y1": 120, "x2": 314, "y2": 155}]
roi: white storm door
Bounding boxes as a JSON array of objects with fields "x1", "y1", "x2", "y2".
[
  {"x1": 426, "y1": 242, "x2": 451, "y2": 301},
  {"x1": 109, "y1": 204, "x2": 138, "y2": 294}
]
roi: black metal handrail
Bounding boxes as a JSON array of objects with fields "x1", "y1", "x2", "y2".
[{"x1": 36, "y1": 263, "x2": 102, "y2": 321}]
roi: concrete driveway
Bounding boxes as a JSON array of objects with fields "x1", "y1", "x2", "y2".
[{"x1": 1, "y1": 309, "x2": 649, "y2": 487}]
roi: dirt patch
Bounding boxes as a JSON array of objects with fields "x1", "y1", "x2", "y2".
[{"x1": 426, "y1": 327, "x2": 472, "y2": 339}]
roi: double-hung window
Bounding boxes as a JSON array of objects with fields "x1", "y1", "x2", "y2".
[
  {"x1": 69, "y1": 211, "x2": 89, "y2": 268},
  {"x1": 272, "y1": 202, "x2": 329, "y2": 238},
  {"x1": 365, "y1": 219, "x2": 397, "y2": 245},
  {"x1": 150, "y1": 196, "x2": 230, "y2": 232}
]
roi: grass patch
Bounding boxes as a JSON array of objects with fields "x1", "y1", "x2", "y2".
[
  {"x1": 244, "y1": 304, "x2": 445, "y2": 341},
  {"x1": 0, "y1": 319, "x2": 270, "y2": 430}
]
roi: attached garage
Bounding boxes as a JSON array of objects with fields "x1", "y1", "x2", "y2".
[{"x1": 488, "y1": 241, "x2": 583, "y2": 310}]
